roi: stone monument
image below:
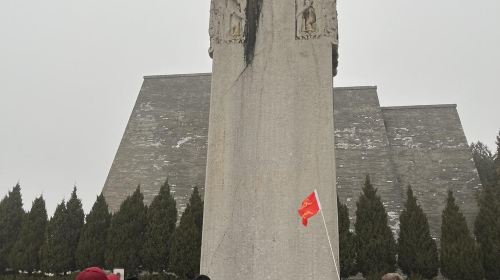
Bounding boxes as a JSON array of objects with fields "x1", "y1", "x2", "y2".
[{"x1": 201, "y1": 0, "x2": 340, "y2": 279}]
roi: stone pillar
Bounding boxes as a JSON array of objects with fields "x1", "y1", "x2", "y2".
[{"x1": 202, "y1": 0, "x2": 339, "y2": 279}]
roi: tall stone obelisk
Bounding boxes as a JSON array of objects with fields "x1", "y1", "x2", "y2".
[{"x1": 201, "y1": 0, "x2": 339, "y2": 279}]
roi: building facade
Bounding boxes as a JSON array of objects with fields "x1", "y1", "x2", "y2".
[{"x1": 102, "y1": 73, "x2": 481, "y2": 237}]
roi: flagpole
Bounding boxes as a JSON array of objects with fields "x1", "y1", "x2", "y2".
[{"x1": 314, "y1": 190, "x2": 341, "y2": 280}]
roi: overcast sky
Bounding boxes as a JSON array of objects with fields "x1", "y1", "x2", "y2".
[{"x1": 1, "y1": 0, "x2": 499, "y2": 215}]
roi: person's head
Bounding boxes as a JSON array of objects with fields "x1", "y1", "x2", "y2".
[{"x1": 76, "y1": 267, "x2": 107, "y2": 280}]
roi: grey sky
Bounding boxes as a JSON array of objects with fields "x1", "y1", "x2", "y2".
[{"x1": 1, "y1": 0, "x2": 498, "y2": 215}]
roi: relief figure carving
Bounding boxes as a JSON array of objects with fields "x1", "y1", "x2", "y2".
[
  {"x1": 296, "y1": 0, "x2": 318, "y2": 39},
  {"x1": 226, "y1": 0, "x2": 246, "y2": 43},
  {"x1": 296, "y1": 0, "x2": 338, "y2": 44},
  {"x1": 209, "y1": 0, "x2": 246, "y2": 56}
]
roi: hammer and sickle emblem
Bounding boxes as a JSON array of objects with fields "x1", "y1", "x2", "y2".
[{"x1": 299, "y1": 199, "x2": 312, "y2": 211}]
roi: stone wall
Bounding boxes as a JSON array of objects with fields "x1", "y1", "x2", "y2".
[
  {"x1": 102, "y1": 73, "x2": 480, "y2": 236},
  {"x1": 333, "y1": 86, "x2": 402, "y2": 232},
  {"x1": 102, "y1": 74, "x2": 211, "y2": 212},
  {"x1": 382, "y1": 105, "x2": 481, "y2": 236}
]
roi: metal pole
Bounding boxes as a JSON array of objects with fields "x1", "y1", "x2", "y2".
[{"x1": 315, "y1": 190, "x2": 341, "y2": 280}]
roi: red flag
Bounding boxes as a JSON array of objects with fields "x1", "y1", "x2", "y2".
[{"x1": 298, "y1": 191, "x2": 321, "y2": 226}]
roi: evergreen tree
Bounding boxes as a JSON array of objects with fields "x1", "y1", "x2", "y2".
[
  {"x1": 0, "y1": 196, "x2": 8, "y2": 274},
  {"x1": 397, "y1": 186, "x2": 438, "y2": 279},
  {"x1": 495, "y1": 132, "x2": 500, "y2": 185},
  {"x1": 473, "y1": 130, "x2": 500, "y2": 280},
  {"x1": 169, "y1": 212, "x2": 197, "y2": 280},
  {"x1": 354, "y1": 175, "x2": 396, "y2": 278},
  {"x1": 338, "y1": 197, "x2": 357, "y2": 278},
  {"x1": 441, "y1": 190, "x2": 483, "y2": 280},
  {"x1": 471, "y1": 141, "x2": 497, "y2": 187},
  {"x1": 40, "y1": 200, "x2": 72, "y2": 274},
  {"x1": 168, "y1": 199, "x2": 202, "y2": 280},
  {"x1": 0, "y1": 184, "x2": 25, "y2": 273},
  {"x1": 188, "y1": 187, "x2": 203, "y2": 233},
  {"x1": 76, "y1": 194, "x2": 111, "y2": 269},
  {"x1": 495, "y1": 131, "x2": 500, "y2": 168},
  {"x1": 9, "y1": 196, "x2": 48, "y2": 273},
  {"x1": 141, "y1": 180, "x2": 177, "y2": 272},
  {"x1": 474, "y1": 184, "x2": 500, "y2": 280},
  {"x1": 496, "y1": 131, "x2": 500, "y2": 201},
  {"x1": 105, "y1": 186, "x2": 146, "y2": 276},
  {"x1": 66, "y1": 187, "x2": 84, "y2": 271}
]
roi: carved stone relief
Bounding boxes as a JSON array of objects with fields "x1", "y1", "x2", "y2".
[
  {"x1": 296, "y1": 0, "x2": 319, "y2": 39},
  {"x1": 209, "y1": 0, "x2": 337, "y2": 57},
  {"x1": 209, "y1": 0, "x2": 247, "y2": 56},
  {"x1": 226, "y1": 0, "x2": 246, "y2": 43},
  {"x1": 296, "y1": 0, "x2": 338, "y2": 43}
]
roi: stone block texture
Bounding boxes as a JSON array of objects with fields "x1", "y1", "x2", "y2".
[
  {"x1": 333, "y1": 87, "x2": 402, "y2": 232},
  {"x1": 102, "y1": 73, "x2": 211, "y2": 213},
  {"x1": 382, "y1": 105, "x2": 481, "y2": 236},
  {"x1": 102, "y1": 73, "x2": 481, "y2": 237}
]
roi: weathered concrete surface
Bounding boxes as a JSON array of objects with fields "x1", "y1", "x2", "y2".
[{"x1": 200, "y1": 1, "x2": 339, "y2": 279}]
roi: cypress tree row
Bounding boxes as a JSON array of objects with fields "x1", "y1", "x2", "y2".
[
  {"x1": 474, "y1": 183, "x2": 500, "y2": 280},
  {"x1": 8, "y1": 196, "x2": 48, "y2": 274},
  {"x1": 40, "y1": 200, "x2": 72, "y2": 274},
  {"x1": 76, "y1": 194, "x2": 111, "y2": 269},
  {"x1": 471, "y1": 141, "x2": 497, "y2": 188},
  {"x1": 473, "y1": 131, "x2": 500, "y2": 280},
  {"x1": 141, "y1": 180, "x2": 177, "y2": 273},
  {"x1": 397, "y1": 186, "x2": 438, "y2": 279},
  {"x1": 169, "y1": 188, "x2": 203, "y2": 280},
  {"x1": 354, "y1": 175, "x2": 396, "y2": 279},
  {"x1": 66, "y1": 187, "x2": 84, "y2": 271},
  {"x1": 337, "y1": 197, "x2": 357, "y2": 278},
  {"x1": 440, "y1": 190, "x2": 483, "y2": 280},
  {"x1": 0, "y1": 184, "x2": 25, "y2": 273},
  {"x1": 105, "y1": 186, "x2": 146, "y2": 277}
]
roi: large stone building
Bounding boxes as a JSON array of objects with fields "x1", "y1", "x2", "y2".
[{"x1": 102, "y1": 73, "x2": 481, "y2": 237}]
